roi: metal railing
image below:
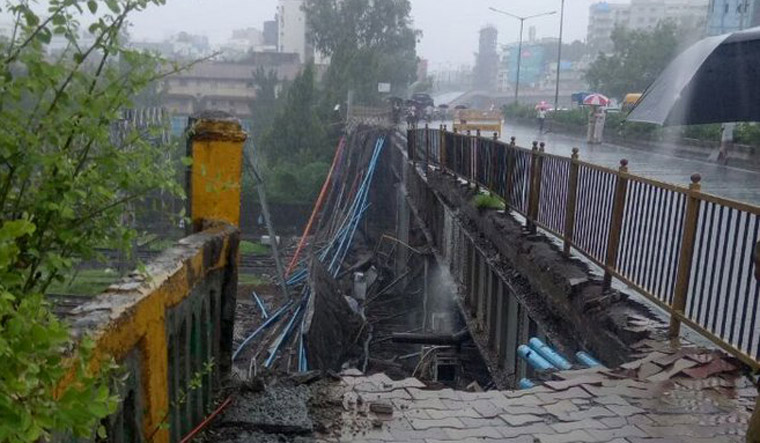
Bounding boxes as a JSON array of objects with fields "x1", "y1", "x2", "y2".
[{"x1": 408, "y1": 125, "x2": 760, "y2": 369}]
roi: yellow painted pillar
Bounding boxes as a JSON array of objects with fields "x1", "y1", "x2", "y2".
[{"x1": 187, "y1": 112, "x2": 246, "y2": 232}]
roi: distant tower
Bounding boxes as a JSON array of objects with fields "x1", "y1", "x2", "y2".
[
  {"x1": 473, "y1": 26, "x2": 499, "y2": 91},
  {"x1": 277, "y1": 0, "x2": 314, "y2": 63},
  {"x1": 528, "y1": 25, "x2": 537, "y2": 43}
]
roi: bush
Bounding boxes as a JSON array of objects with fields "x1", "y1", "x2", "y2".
[
  {"x1": 0, "y1": 1, "x2": 182, "y2": 440},
  {"x1": 472, "y1": 193, "x2": 505, "y2": 210}
]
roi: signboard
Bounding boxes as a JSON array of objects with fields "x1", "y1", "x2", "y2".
[{"x1": 378, "y1": 82, "x2": 391, "y2": 93}]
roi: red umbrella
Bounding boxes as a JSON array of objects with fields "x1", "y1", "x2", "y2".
[
  {"x1": 535, "y1": 100, "x2": 549, "y2": 110},
  {"x1": 583, "y1": 93, "x2": 610, "y2": 106}
]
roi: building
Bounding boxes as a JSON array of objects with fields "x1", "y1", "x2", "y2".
[
  {"x1": 263, "y1": 20, "x2": 278, "y2": 47},
  {"x1": 587, "y1": 2, "x2": 631, "y2": 53},
  {"x1": 706, "y1": 0, "x2": 760, "y2": 35},
  {"x1": 587, "y1": 0, "x2": 709, "y2": 53},
  {"x1": 277, "y1": 0, "x2": 312, "y2": 63},
  {"x1": 162, "y1": 55, "x2": 301, "y2": 133},
  {"x1": 473, "y1": 26, "x2": 499, "y2": 91}
]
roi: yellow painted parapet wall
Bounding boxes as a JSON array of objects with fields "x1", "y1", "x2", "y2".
[{"x1": 57, "y1": 112, "x2": 245, "y2": 442}]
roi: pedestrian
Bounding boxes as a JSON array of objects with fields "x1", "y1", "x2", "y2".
[
  {"x1": 592, "y1": 107, "x2": 606, "y2": 144},
  {"x1": 536, "y1": 107, "x2": 546, "y2": 134}
]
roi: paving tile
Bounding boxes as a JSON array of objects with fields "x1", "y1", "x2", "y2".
[
  {"x1": 533, "y1": 429, "x2": 596, "y2": 442},
  {"x1": 571, "y1": 398, "x2": 591, "y2": 406},
  {"x1": 606, "y1": 404, "x2": 647, "y2": 417},
  {"x1": 600, "y1": 416, "x2": 627, "y2": 428},
  {"x1": 492, "y1": 394, "x2": 544, "y2": 408},
  {"x1": 497, "y1": 423, "x2": 554, "y2": 438},
  {"x1": 468, "y1": 399, "x2": 503, "y2": 418},
  {"x1": 647, "y1": 358, "x2": 698, "y2": 382},
  {"x1": 407, "y1": 388, "x2": 460, "y2": 401},
  {"x1": 594, "y1": 394, "x2": 631, "y2": 406},
  {"x1": 543, "y1": 399, "x2": 579, "y2": 418},
  {"x1": 403, "y1": 409, "x2": 431, "y2": 419},
  {"x1": 499, "y1": 413, "x2": 543, "y2": 426},
  {"x1": 588, "y1": 424, "x2": 647, "y2": 440},
  {"x1": 545, "y1": 375, "x2": 608, "y2": 391},
  {"x1": 459, "y1": 416, "x2": 506, "y2": 428},
  {"x1": 444, "y1": 426, "x2": 503, "y2": 440},
  {"x1": 562, "y1": 406, "x2": 617, "y2": 422},
  {"x1": 537, "y1": 386, "x2": 592, "y2": 403},
  {"x1": 409, "y1": 398, "x2": 450, "y2": 410},
  {"x1": 550, "y1": 418, "x2": 608, "y2": 433},
  {"x1": 626, "y1": 414, "x2": 654, "y2": 426},
  {"x1": 503, "y1": 386, "x2": 553, "y2": 397},
  {"x1": 554, "y1": 366, "x2": 606, "y2": 379},
  {"x1": 409, "y1": 418, "x2": 465, "y2": 430},
  {"x1": 458, "y1": 390, "x2": 504, "y2": 401},
  {"x1": 501, "y1": 405, "x2": 546, "y2": 415},
  {"x1": 390, "y1": 428, "x2": 448, "y2": 441},
  {"x1": 425, "y1": 408, "x2": 481, "y2": 420}
]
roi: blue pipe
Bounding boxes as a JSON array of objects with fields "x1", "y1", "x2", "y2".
[
  {"x1": 251, "y1": 291, "x2": 269, "y2": 319},
  {"x1": 576, "y1": 351, "x2": 603, "y2": 368},
  {"x1": 528, "y1": 337, "x2": 572, "y2": 370},
  {"x1": 518, "y1": 378, "x2": 535, "y2": 389},
  {"x1": 232, "y1": 300, "x2": 294, "y2": 361},
  {"x1": 265, "y1": 295, "x2": 307, "y2": 367},
  {"x1": 517, "y1": 344, "x2": 555, "y2": 371}
]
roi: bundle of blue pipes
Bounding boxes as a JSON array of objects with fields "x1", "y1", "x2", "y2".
[{"x1": 233, "y1": 129, "x2": 388, "y2": 374}]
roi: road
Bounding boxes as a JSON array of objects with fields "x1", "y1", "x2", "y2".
[{"x1": 501, "y1": 122, "x2": 760, "y2": 206}]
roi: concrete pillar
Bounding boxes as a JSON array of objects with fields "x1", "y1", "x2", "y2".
[
  {"x1": 477, "y1": 256, "x2": 487, "y2": 328},
  {"x1": 486, "y1": 271, "x2": 497, "y2": 349},
  {"x1": 505, "y1": 292, "x2": 519, "y2": 383},
  {"x1": 469, "y1": 251, "x2": 480, "y2": 317},
  {"x1": 187, "y1": 111, "x2": 246, "y2": 232},
  {"x1": 494, "y1": 280, "x2": 508, "y2": 366}
]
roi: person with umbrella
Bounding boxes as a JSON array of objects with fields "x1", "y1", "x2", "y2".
[
  {"x1": 583, "y1": 93, "x2": 611, "y2": 144},
  {"x1": 535, "y1": 101, "x2": 548, "y2": 133}
]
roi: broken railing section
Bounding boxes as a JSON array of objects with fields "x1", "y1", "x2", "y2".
[
  {"x1": 408, "y1": 126, "x2": 760, "y2": 370},
  {"x1": 57, "y1": 111, "x2": 244, "y2": 443},
  {"x1": 231, "y1": 129, "x2": 389, "y2": 375}
]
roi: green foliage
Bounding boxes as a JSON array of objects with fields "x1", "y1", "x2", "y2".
[
  {"x1": 0, "y1": 0, "x2": 182, "y2": 440},
  {"x1": 502, "y1": 103, "x2": 535, "y2": 119},
  {"x1": 736, "y1": 123, "x2": 760, "y2": 145},
  {"x1": 585, "y1": 22, "x2": 698, "y2": 100},
  {"x1": 472, "y1": 193, "x2": 505, "y2": 210},
  {"x1": 239, "y1": 240, "x2": 268, "y2": 256},
  {"x1": 304, "y1": 0, "x2": 419, "y2": 104},
  {"x1": 46, "y1": 268, "x2": 119, "y2": 295}
]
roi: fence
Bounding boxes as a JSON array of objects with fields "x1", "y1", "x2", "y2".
[{"x1": 408, "y1": 125, "x2": 760, "y2": 369}]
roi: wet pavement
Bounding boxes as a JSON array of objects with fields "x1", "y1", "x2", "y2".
[
  {"x1": 500, "y1": 122, "x2": 760, "y2": 206},
  {"x1": 317, "y1": 337, "x2": 754, "y2": 443}
]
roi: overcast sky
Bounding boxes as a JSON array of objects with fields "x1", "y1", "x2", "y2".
[{"x1": 127, "y1": 0, "x2": 603, "y2": 70}]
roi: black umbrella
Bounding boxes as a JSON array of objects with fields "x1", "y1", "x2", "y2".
[{"x1": 628, "y1": 27, "x2": 760, "y2": 125}]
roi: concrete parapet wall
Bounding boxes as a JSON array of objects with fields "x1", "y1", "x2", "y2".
[{"x1": 60, "y1": 223, "x2": 239, "y2": 442}]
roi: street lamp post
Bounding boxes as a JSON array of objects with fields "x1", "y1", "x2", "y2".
[
  {"x1": 553, "y1": 0, "x2": 565, "y2": 113},
  {"x1": 489, "y1": 7, "x2": 556, "y2": 105}
]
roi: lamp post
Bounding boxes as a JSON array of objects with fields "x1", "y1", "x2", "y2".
[
  {"x1": 489, "y1": 7, "x2": 556, "y2": 104},
  {"x1": 553, "y1": 0, "x2": 565, "y2": 113}
]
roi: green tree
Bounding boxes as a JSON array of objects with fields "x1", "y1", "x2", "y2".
[
  {"x1": 303, "y1": 0, "x2": 419, "y2": 104},
  {"x1": 249, "y1": 66, "x2": 280, "y2": 142},
  {"x1": 585, "y1": 22, "x2": 696, "y2": 99},
  {"x1": 0, "y1": 0, "x2": 183, "y2": 440}
]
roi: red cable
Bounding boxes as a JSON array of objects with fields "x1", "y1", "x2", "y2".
[
  {"x1": 179, "y1": 395, "x2": 233, "y2": 443},
  {"x1": 285, "y1": 137, "x2": 346, "y2": 277}
]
